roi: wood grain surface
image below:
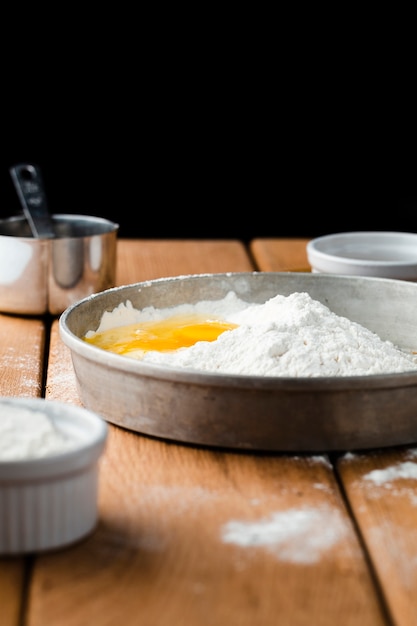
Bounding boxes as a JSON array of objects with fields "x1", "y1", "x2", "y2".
[
  {"x1": 3, "y1": 237, "x2": 416, "y2": 625},
  {"x1": 0, "y1": 315, "x2": 46, "y2": 626}
]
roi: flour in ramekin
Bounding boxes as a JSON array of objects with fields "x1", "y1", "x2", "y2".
[
  {"x1": 0, "y1": 405, "x2": 77, "y2": 461},
  {"x1": 87, "y1": 291, "x2": 417, "y2": 377}
]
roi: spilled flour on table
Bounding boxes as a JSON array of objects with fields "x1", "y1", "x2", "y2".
[
  {"x1": 363, "y1": 462, "x2": 417, "y2": 485},
  {"x1": 345, "y1": 449, "x2": 417, "y2": 506},
  {"x1": 0, "y1": 345, "x2": 41, "y2": 394},
  {"x1": 86, "y1": 291, "x2": 417, "y2": 377},
  {"x1": 221, "y1": 505, "x2": 349, "y2": 564},
  {"x1": 44, "y1": 341, "x2": 80, "y2": 403}
]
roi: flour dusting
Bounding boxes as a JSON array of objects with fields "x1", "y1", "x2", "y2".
[
  {"x1": 86, "y1": 291, "x2": 417, "y2": 377},
  {"x1": 363, "y1": 461, "x2": 417, "y2": 485},
  {"x1": 221, "y1": 505, "x2": 348, "y2": 563}
]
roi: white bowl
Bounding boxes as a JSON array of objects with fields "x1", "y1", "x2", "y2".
[
  {"x1": 306, "y1": 231, "x2": 417, "y2": 280},
  {"x1": 0, "y1": 397, "x2": 108, "y2": 555}
]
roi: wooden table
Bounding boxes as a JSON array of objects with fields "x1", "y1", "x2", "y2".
[{"x1": 1, "y1": 238, "x2": 416, "y2": 626}]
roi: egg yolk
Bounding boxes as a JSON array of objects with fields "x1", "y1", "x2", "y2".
[{"x1": 83, "y1": 314, "x2": 238, "y2": 357}]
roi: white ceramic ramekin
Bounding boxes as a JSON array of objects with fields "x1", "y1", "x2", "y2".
[
  {"x1": 0, "y1": 397, "x2": 108, "y2": 555},
  {"x1": 306, "y1": 231, "x2": 417, "y2": 281}
]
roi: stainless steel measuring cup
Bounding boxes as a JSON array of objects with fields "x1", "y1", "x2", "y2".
[
  {"x1": 1, "y1": 163, "x2": 119, "y2": 315},
  {"x1": 0, "y1": 213, "x2": 119, "y2": 315}
]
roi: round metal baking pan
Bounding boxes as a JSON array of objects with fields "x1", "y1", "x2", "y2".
[{"x1": 59, "y1": 272, "x2": 417, "y2": 452}]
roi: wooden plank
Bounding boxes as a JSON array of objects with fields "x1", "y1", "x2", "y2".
[
  {"x1": 250, "y1": 238, "x2": 311, "y2": 272},
  {"x1": 36, "y1": 240, "x2": 387, "y2": 625},
  {"x1": 115, "y1": 239, "x2": 254, "y2": 284},
  {"x1": 338, "y1": 449, "x2": 417, "y2": 626},
  {"x1": 0, "y1": 314, "x2": 45, "y2": 626},
  {"x1": 28, "y1": 439, "x2": 386, "y2": 626},
  {"x1": 0, "y1": 315, "x2": 45, "y2": 397},
  {"x1": 0, "y1": 561, "x2": 25, "y2": 626},
  {"x1": 253, "y1": 237, "x2": 417, "y2": 624}
]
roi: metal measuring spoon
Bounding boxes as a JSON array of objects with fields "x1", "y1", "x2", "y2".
[{"x1": 9, "y1": 163, "x2": 55, "y2": 239}]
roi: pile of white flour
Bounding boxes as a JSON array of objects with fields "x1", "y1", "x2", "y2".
[
  {"x1": 0, "y1": 405, "x2": 77, "y2": 461},
  {"x1": 88, "y1": 291, "x2": 417, "y2": 377}
]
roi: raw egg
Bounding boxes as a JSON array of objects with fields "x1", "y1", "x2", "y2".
[{"x1": 84, "y1": 314, "x2": 238, "y2": 358}]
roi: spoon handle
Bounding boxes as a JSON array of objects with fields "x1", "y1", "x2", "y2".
[{"x1": 9, "y1": 163, "x2": 55, "y2": 239}]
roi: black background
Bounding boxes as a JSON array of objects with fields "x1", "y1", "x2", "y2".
[
  {"x1": 2, "y1": 6, "x2": 416, "y2": 242},
  {"x1": 2, "y1": 58, "x2": 416, "y2": 241},
  {"x1": 2, "y1": 144, "x2": 415, "y2": 242}
]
